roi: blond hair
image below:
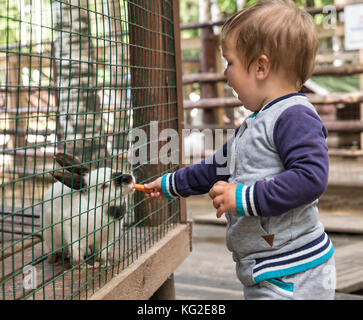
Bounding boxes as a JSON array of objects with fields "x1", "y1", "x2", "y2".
[{"x1": 221, "y1": 0, "x2": 318, "y2": 89}]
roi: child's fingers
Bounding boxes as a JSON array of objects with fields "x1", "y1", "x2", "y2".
[
  {"x1": 144, "y1": 177, "x2": 162, "y2": 190},
  {"x1": 216, "y1": 205, "x2": 226, "y2": 218},
  {"x1": 208, "y1": 186, "x2": 219, "y2": 199},
  {"x1": 148, "y1": 191, "x2": 166, "y2": 200},
  {"x1": 144, "y1": 191, "x2": 154, "y2": 197},
  {"x1": 208, "y1": 188, "x2": 215, "y2": 199},
  {"x1": 144, "y1": 184, "x2": 156, "y2": 192},
  {"x1": 144, "y1": 182, "x2": 153, "y2": 189},
  {"x1": 148, "y1": 191, "x2": 158, "y2": 197},
  {"x1": 141, "y1": 177, "x2": 166, "y2": 200},
  {"x1": 212, "y1": 195, "x2": 224, "y2": 210},
  {"x1": 209, "y1": 184, "x2": 224, "y2": 199}
]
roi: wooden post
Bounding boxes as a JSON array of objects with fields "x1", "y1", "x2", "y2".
[
  {"x1": 149, "y1": 274, "x2": 176, "y2": 300},
  {"x1": 199, "y1": 0, "x2": 218, "y2": 125},
  {"x1": 129, "y1": 1, "x2": 163, "y2": 226},
  {"x1": 129, "y1": 1, "x2": 180, "y2": 227},
  {"x1": 360, "y1": 49, "x2": 363, "y2": 150},
  {"x1": 173, "y1": 0, "x2": 187, "y2": 224},
  {"x1": 212, "y1": 3, "x2": 226, "y2": 149}
]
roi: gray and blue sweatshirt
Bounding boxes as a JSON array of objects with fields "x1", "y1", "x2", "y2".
[{"x1": 162, "y1": 93, "x2": 334, "y2": 286}]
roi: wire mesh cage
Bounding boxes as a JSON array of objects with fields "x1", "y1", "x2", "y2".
[{"x1": 0, "y1": 0, "x2": 182, "y2": 299}]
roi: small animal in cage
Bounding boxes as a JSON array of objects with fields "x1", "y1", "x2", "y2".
[{"x1": 42, "y1": 152, "x2": 135, "y2": 268}]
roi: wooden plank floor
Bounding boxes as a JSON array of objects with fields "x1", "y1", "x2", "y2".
[
  {"x1": 319, "y1": 213, "x2": 363, "y2": 234},
  {"x1": 335, "y1": 242, "x2": 363, "y2": 293},
  {"x1": 174, "y1": 224, "x2": 244, "y2": 300}
]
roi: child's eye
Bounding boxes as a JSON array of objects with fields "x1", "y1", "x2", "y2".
[{"x1": 222, "y1": 57, "x2": 231, "y2": 74}]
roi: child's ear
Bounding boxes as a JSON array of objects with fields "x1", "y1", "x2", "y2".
[{"x1": 255, "y1": 54, "x2": 270, "y2": 80}]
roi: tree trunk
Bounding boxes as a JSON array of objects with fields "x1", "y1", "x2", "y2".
[
  {"x1": 106, "y1": 0, "x2": 130, "y2": 165},
  {"x1": 52, "y1": 0, "x2": 106, "y2": 166}
]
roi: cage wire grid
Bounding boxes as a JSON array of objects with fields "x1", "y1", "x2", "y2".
[{"x1": 0, "y1": 0, "x2": 181, "y2": 300}]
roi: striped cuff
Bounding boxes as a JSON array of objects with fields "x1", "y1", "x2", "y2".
[
  {"x1": 161, "y1": 173, "x2": 181, "y2": 200},
  {"x1": 235, "y1": 183, "x2": 260, "y2": 216}
]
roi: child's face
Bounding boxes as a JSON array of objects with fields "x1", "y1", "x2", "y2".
[{"x1": 222, "y1": 36, "x2": 261, "y2": 112}]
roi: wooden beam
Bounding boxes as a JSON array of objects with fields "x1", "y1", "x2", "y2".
[
  {"x1": 308, "y1": 92, "x2": 363, "y2": 105},
  {"x1": 183, "y1": 97, "x2": 241, "y2": 109},
  {"x1": 0, "y1": 129, "x2": 56, "y2": 136},
  {"x1": 180, "y1": 20, "x2": 225, "y2": 31},
  {"x1": 0, "y1": 148, "x2": 55, "y2": 157},
  {"x1": 183, "y1": 124, "x2": 363, "y2": 137},
  {"x1": 182, "y1": 64, "x2": 363, "y2": 85},
  {"x1": 319, "y1": 213, "x2": 363, "y2": 234},
  {"x1": 1, "y1": 107, "x2": 58, "y2": 114},
  {"x1": 316, "y1": 23, "x2": 344, "y2": 39},
  {"x1": 183, "y1": 124, "x2": 236, "y2": 130},
  {"x1": 183, "y1": 121, "x2": 363, "y2": 135},
  {"x1": 183, "y1": 92, "x2": 363, "y2": 110},
  {"x1": 181, "y1": 36, "x2": 203, "y2": 50},
  {"x1": 328, "y1": 149, "x2": 363, "y2": 157},
  {"x1": 183, "y1": 72, "x2": 226, "y2": 84},
  {"x1": 316, "y1": 52, "x2": 358, "y2": 64},
  {"x1": 324, "y1": 120, "x2": 363, "y2": 132}
]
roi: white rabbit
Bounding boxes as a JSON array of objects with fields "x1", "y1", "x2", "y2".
[{"x1": 43, "y1": 152, "x2": 135, "y2": 267}]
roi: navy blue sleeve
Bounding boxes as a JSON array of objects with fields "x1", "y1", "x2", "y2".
[
  {"x1": 161, "y1": 127, "x2": 240, "y2": 199},
  {"x1": 253, "y1": 105, "x2": 329, "y2": 216}
]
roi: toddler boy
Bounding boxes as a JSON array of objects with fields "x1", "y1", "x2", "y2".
[{"x1": 145, "y1": 0, "x2": 335, "y2": 299}]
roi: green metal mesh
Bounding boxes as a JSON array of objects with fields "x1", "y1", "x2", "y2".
[{"x1": 0, "y1": 0, "x2": 180, "y2": 299}]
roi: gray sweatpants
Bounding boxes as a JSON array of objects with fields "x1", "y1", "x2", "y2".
[{"x1": 243, "y1": 256, "x2": 336, "y2": 300}]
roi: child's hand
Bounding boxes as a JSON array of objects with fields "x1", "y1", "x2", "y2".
[
  {"x1": 208, "y1": 181, "x2": 237, "y2": 218},
  {"x1": 144, "y1": 177, "x2": 166, "y2": 200}
]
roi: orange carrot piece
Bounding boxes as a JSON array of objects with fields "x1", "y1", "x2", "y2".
[{"x1": 133, "y1": 184, "x2": 153, "y2": 194}]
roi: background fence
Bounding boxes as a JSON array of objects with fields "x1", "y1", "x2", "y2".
[{"x1": 0, "y1": 0, "x2": 183, "y2": 299}]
